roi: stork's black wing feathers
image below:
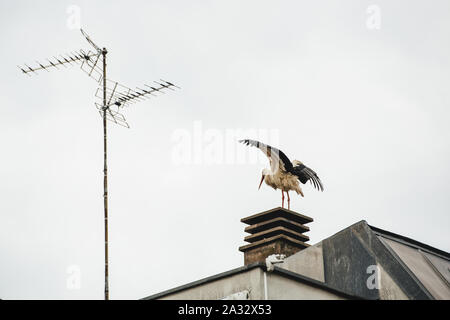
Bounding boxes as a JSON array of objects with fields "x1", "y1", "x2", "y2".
[
  {"x1": 291, "y1": 164, "x2": 324, "y2": 191},
  {"x1": 239, "y1": 139, "x2": 293, "y2": 172}
]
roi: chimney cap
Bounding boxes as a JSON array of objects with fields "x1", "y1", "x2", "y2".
[
  {"x1": 239, "y1": 234, "x2": 310, "y2": 253},
  {"x1": 241, "y1": 207, "x2": 313, "y2": 226},
  {"x1": 244, "y1": 226, "x2": 310, "y2": 243},
  {"x1": 244, "y1": 216, "x2": 310, "y2": 235}
]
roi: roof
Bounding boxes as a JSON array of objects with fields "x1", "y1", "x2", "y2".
[
  {"x1": 295, "y1": 220, "x2": 450, "y2": 300},
  {"x1": 369, "y1": 224, "x2": 450, "y2": 260},
  {"x1": 142, "y1": 219, "x2": 450, "y2": 300},
  {"x1": 369, "y1": 223, "x2": 450, "y2": 299},
  {"x1": 142, "y1": 262, "x2": 361, "y2": 300}
]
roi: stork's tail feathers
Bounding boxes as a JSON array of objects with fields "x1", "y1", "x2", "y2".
[{"x1": 296, "y1": 186, "x2": 304, "y2": 197}]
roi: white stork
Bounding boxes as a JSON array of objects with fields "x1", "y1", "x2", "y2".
[{"x1": 240, "y1": 139, "x2": 323, "y2": 209}]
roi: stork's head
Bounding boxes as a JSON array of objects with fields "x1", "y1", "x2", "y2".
[{"x1": 259, "y1": 168, "x2": 271, "y2": 190}]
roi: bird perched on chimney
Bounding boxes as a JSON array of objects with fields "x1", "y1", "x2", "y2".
[{"x1": 239, "y1": 139, "x2": 323, "y2": 209}]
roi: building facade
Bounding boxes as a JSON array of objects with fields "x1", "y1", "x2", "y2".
[{"x1": 143, "y1": 208, "x2": 450, "y2": 300}]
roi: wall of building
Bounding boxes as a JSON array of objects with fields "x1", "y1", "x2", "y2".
[
  {"x1": 154, "y1": 267, "x2": 349, "y2": 300},
  {"x1": 157, "y1": 268, "x2": 265, "y2": 300},
  {"x1": 281, "y1": 242, "x2": 325, "y2": 282},
  {"x1": 266, "y1": 273, "x2": 346, "y2": 300}
]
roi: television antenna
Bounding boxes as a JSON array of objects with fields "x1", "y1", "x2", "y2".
[{"x1": 18, "y1": 29, "x2": 179, "y2": 300}]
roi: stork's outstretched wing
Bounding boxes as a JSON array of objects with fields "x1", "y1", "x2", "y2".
[
  {"x1": 291, "y1": 163, "x2": 324, "y2": 191},
  {"x1": 239, "y1": 139, "x2": 293, "y2": 173}
]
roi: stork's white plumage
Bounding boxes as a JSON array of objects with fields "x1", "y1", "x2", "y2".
[{"x1": 240, "y1": 139, "x2": 323, "y2": 209}]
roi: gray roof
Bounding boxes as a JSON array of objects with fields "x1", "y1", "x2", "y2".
[
  {"x1": 311, "y1": 220, "x2": 450, "y2": 300},
  {"x1": 369, "y1": 223, "x2": 450, "y2": 299}
]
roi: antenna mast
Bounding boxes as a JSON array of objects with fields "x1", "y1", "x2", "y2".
[
  {"x1": 102, "y1": 47, "x2": 109, "y2": 301},
  {"x1": 18, "y1": 29, "x2": 179, "y2": 300}
]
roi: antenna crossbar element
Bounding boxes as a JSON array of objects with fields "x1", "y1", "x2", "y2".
[
  {"x1": 81, "y1": 28, "x2": 102, "y2": 54},
  {"x1": 94, "y1": 102, "x2": 130, "y2": 128},
  {"x1": 18, "y1": 50, "x2": 99, "y2": 75},
  {"x1": 80, "y1": 51, "x2": 103, "y2": 83},
  {"x1": 102, "y1": 79, "x2": 179, "y2": 109},
  {"x1": 92, "y1": 79, "x2": 180, "y2": 128}
]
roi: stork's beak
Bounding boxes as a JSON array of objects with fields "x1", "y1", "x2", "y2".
[{"x1": 258, "y1": 174, "x2": 265, "y2": 190}]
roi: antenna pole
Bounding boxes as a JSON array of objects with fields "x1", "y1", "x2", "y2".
[
  {"x1": 102, "y1": 47, "x2": 109, "y2": 301},
  {"x1": 18, "y1": 30, "x2": 179, "y2": 300}
]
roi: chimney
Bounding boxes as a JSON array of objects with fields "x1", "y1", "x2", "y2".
[{"x1": 239, "y1": 207, "x2": 313, "y2": 265}]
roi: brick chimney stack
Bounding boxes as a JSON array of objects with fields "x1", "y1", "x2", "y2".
[{"x1": 239, "y1": 207, "x2": 313, "y2": 265}]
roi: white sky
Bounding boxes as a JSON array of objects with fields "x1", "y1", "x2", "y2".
[{"x1": 0, "y1": 0, "x2": 449, "y2": 299}]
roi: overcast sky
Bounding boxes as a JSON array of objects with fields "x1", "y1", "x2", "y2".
[{"x1": 1, "y1": 0, "x2": 449, "y2": 299}]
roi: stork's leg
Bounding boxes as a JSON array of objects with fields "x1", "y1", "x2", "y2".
[
  {"x1": 281, "y1": 190, "x2": 285, "y2": 208},
  {"x1": 287, "y1": 191, "x2": 290, "y2": 210}
]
